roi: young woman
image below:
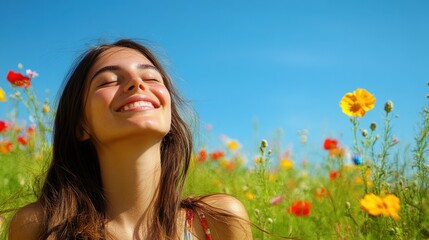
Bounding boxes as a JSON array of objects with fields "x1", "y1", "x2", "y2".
[{"x1": 8, "y1": 39, "x2": 252, "y2": 239}]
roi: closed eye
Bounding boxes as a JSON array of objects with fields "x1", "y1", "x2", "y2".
[{"x1": 98, "y1": 81, "x2": 118, "y2": 87}]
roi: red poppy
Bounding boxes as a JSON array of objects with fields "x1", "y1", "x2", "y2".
[
  {"x1": 17, "y1": 136, "x2": 27, "y2": 145},
  {"x1": 7, "y1": 70, "x2": 31, "y2": 87},
  {"x1": 288, "y1": 200, "x2": 311, "y2": 216},
  {"x1": 329, "y1": 170, "x2": 339, "y2": 180},
  {"x1": 323, "y1": 138, "x2": 338, "y2": 150},
  {"x1": 210, "y1": 150, "x2": 224, "y2": 160},
  {"x1": 0, "y1": 120, "x2": 8, "y2": 133},
  {"x1": 196, "y1": 149, "x2": 207, "y2": 162}
]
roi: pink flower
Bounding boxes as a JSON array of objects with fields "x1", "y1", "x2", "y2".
[
  {"x1": 25, "y1": 69, "x2": 39, "y2": 78},
  {"x1": 270, "y1": 195, "x2": 284, "y2": 205}
]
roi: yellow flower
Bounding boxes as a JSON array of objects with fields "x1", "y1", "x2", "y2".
[
  {"x1": 280, "y1": 158, "x2": 294, "y2": 170},
  {"x1": 340, "y1": 88, "x2": 376, "y2": 117},
  {"x1": 42, "y1": 104, "x2": 50, "y2": 113},
  {"x1": 245, "y1": 191, "x2": 255, "y2": 200},
  {"x1": 254, "y1": 156, "x2": 263, "y2": 164},
  {"x1": 226, "y1": 139, "x2": 240, "y2": 151},
  {"x1": 360, "y1": 193, "x2": 400, "y2": 220},
  {"x1": 0, "y1": 87, "x2": 7, "y2": 102}
]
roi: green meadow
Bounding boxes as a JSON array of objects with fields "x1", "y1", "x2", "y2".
[{"x1": 1, "y1": 70, "x2": 429, "y2": 239}]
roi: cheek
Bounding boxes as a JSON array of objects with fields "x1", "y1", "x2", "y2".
[{"x1": 151, "y1": 85, "x2": 171, "y2": 107}]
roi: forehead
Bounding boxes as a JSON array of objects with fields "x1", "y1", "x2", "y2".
[{"x1": 87, "y1": 47, "x2": 154, "y2": 78}]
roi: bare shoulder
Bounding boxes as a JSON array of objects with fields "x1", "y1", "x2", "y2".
[
  {"x1": 201, "y1": 194, "x2": 249, "y2": 219},
  {"x1": 8, "y1": 202, "x2": 43, "y2": 240},
  {"x1": 198, "y1": 194, "x2": 253, "y2": 240}
]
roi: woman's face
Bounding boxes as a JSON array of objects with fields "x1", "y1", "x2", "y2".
[{"x1": 82, "y1": 47, "x2": 171, "y2": 145}]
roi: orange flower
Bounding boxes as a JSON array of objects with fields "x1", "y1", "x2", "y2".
[
  {"x1": 7, "y1": 70, "x2": 31, "y2": 88},
  {"x1": 209, "y1": 150, "x2": 224, "y2": 160},
  {"x1": 340, "y1": 88, "x2": 376, "y2": 117},
  {"x1": 288, "y1": 200, "x2": 311, "y2": 216},
  {"x1": 26, "y1": 126, "x2": 35, "y2": 135},
  {"x1": 196, "y1": 149, "x2": 207, "y2": 162},
  {"x1": 0, "y1": 141, "x2": 13, "y2": 153},
  {"x1": 360, "y1": 193, "x2": 400, "y2": 220},
  {"x1": 315, "y1": 187, "x2": 329, "y2": 199}
]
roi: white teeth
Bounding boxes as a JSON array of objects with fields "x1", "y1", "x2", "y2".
[{"x1": 121, "y1": 101, "x2": 154, "y2": 112}]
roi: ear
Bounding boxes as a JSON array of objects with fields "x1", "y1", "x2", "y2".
[
  {"x1": 80, "y1": 128, "x2": 90, "y2": 141},
  {"x1": 77, "y1": 123, "x2": 90, "y2": 141}
]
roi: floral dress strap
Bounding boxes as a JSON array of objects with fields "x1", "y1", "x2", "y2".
[{"x1": 184, "y1": 208, "x2": 213, "y2": 240}]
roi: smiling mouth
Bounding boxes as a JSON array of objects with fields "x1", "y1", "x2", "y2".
[{"x1": 118, "y1": 101, "x2": 156, "y2": 112}]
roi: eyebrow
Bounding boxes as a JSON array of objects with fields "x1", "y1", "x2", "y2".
[{"x1": 90, "y1": 64, "x2": 160, "y2": 81}]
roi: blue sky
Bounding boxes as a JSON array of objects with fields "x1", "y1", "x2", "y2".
[{"x1": 1, "y1": 0, "x2": 428, "y2": 162}]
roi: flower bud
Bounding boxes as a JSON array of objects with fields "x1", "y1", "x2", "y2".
[
  {"x1": 360, "y1": 129, "x2": 368, "y2": 137},
  {"x1": 42, "y1": 105, "x2": 50, "y2": 113},
  {"x1": 370, "y1": 122, "x2": 377, "y2": 131},
  {"x1": 345, "y1": 201, "x2": 351, "y2": 210},
  {"x1": 261, "y1": 139, "x2": 268, "y2": 148},
  {"x1": 384, "y1": 100, "x2": 394, "y2": 113}
]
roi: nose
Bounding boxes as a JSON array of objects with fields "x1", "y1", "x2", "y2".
[{"x1": 124, "y1": 77, "x2": 146, "y2": 93}]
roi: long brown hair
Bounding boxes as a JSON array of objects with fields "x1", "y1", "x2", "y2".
[{"x1": 37, "y1": 39, "x2": 193, "y2": 239}]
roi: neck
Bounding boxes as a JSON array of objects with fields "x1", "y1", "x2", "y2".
[{"x1": 96, "y1": 138, "x2": 162, "y2": 231}]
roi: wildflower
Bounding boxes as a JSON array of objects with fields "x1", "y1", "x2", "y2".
[
  {"x1": 339, "y1": 88, "x2": 376, "y2": 117},
  {"x1": 0, "y1": 120, "x2": 8, "y2": 133},
  {"x1": 17, "y1": 136, "x2": 28, "y2": 145},
  {"x1": 323, "y1": 138, "x2": 338, "y2": 150},
  {"x1": 220, "y1": 159, "x2": 235, "y2": 171},
  {"x1": 329, "y1": 170, "x2": 339, "y2": 180},
  {"x1": 254, "y1": 156, "x2": 263, "y2": 164},
  {"x1": 0, "y1": 87, "x2": 7, "y2": 101},
  {"x1": 270, "y1": 195, "x2": 284, "y2": 205},
  {"x1": 360, "y1": 193, "x2": 400, "y2": 220},
  {"x1": 42, "y1": 104, "x2": 50, "y2": 113},
  {"x1": 288, "y1": 200, "x2": 311, "y2": 216},
  {"x1": 354, "y1": 176, "x2": 373, "y2": 186},
  {"x1": 384, "y1": 100, "x2": 394, "y2": 113},
  {"x1": 209, "y1": 150, "x2": 224, "y2": 160},
  {"x1": 352, "y1": 154, "x2": 363, "y2": 165},
  {"x1": 370, "y1": 122, "x2": 377, "y2": 131},
  {"x1": 27, "y1": 126, "x2": 35, "y2": 135},
  {"x1": 25, "y1": 69, "x2": 39, "y2": 78},
  {"x1": 261, "y1": 139, "x2": 268, "y2": 148},
  {"x1": 329, "y1": 147, "x2": 345, "y2": 158},
  {"x1": 0, "y1": 141, "x2": 13, "y2": 153},
  {"x1": 315, "y1": 187, "x2": 329, "y2": 199},
  {"x1": 6, "y1": 70, "x2": 31, "y2": 88},
  {"x1": 226, "y1": 139, "x2": 240, "y2": 151},
  {"x1": 280, "y1": 158, "x2": 294, "y2": 170},
  {"x1": 245, "y1": 191, "x2": 255, "y2": 200},
  {"x1": 196, "y1": 149, "x2": 207, "y2": 162}
]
